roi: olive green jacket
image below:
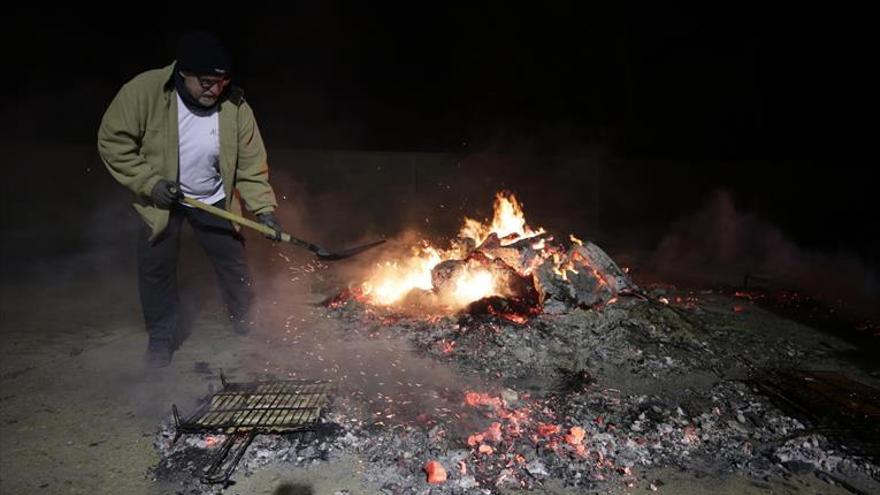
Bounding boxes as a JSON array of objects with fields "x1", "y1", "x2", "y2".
[{"x1": 98, "y1": 63, "x2": 277, "y2": 240}]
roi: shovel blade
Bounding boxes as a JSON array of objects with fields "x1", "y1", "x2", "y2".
[{"x1": 314, "y1": 239, "x2": 386, "y2": 261}]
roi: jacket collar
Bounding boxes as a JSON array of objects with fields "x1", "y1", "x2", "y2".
[{"x1": 161, "y1": 62, "x2": 177, "y2": 95}]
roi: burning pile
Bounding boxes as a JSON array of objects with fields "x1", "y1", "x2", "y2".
[{"x1": 336, "y1": 192, "x2": 635, "y2": 320}]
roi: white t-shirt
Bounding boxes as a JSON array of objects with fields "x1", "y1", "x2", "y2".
[{"x1": 177, "y1": 93, "x2": 225, "y2": 206}]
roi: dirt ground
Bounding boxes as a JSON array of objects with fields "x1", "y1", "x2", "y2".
[{"x1": 0, "y1": 239, "x2": 374, "y2": 494}]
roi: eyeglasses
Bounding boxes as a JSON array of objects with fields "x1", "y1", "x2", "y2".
[{"x1": 182, "y1": 72, "x2": 230, "y2": 90}]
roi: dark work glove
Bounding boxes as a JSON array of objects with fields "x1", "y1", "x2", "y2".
[
  {"x1": 150, "y1": 179, "x2": 183, "y2": 208},
  {"x1": 257, "y1": 212, "x2": 282, "y2": 240}
]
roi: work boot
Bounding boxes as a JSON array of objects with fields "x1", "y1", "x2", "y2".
[{"x1": 146, "y1": 346, "x2": 172, "y2": 368}]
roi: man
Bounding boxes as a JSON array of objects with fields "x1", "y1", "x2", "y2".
[{"x1": 98, "y1": 31, "x2": 281, "y2": 368}]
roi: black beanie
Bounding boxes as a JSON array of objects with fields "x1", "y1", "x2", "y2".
[{"x1": 176, "y1": 31, "x2": 232, "y2": 76}]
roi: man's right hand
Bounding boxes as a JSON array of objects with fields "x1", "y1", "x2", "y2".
[
  {"x1": 257, "y1": 212, "x2": 283, "y2": 240},
  {"x1": 150, "y1": 179, "x2": 183, "y2": 208}
]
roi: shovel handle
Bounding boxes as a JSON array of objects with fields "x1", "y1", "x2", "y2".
[
  {"x1": 180, "y1": 197, "x2": 313, "y2": 250},
  {"x1": 179, "y1": 196, "x2": 385, "y2": 260}
]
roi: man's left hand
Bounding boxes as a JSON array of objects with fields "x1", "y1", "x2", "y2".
[{"x1": 257, "y1": 212, "x2": 282, "y2": 240}]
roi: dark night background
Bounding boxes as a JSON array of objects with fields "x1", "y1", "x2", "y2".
[{"x1": 1, "y1": 6, "x2": 876, "y2": 310}]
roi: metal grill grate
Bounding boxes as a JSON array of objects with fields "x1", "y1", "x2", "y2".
[
  {"x1": 179, "y1": 380, "x2": 332, "y2": 432},
  {"x1": 172, "y1": 375, "x2": 334, "y2": 484}
]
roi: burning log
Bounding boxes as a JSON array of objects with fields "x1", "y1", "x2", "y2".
[
  {"x1": 564, "y1": 260, "x2": 615, "y2": 307},
  {"x1": 474, "y1": 232, "x2": 553, "y2": 275},
  {"x1": 348, "y1": 191, "x2": 636, "y2": 319},
  {"x1": 569, "y1": 241, "x2": 634, "y2": 294},
  {"x1": 536, "y1": 241, "x2": 635, "y2": 308},
  {"x1": 431, "y1": 251, "x2": 543, "y2": 311}
]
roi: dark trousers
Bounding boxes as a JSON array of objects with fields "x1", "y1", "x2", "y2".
[{"x1": 137, "y1": 200, "x2": 254, "y2": 350}]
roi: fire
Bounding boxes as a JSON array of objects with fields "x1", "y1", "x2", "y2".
[
  {"x1": 460, "y1": 192, "x2": 544, "y2": 246},
  {"x1": 361, "y1": 245, "x2": 442, "y2": 305},
  {"x1": 361, "y1": 191, "x2": 542, "y2": 308},
  {"x1": 350, "y1": 190, "x2": 626, "y2": 318},
  {"x1": 451, "y1": 269, "x2": 496, "y2": 303}
]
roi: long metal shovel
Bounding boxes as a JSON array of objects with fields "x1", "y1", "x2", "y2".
[{"x1": 180, "y1": 197, "x2": 384, "y2": 261}]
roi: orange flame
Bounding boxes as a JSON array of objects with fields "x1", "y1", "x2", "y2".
[
  {"x1": 361, "y1": 192, "x2": 543, "y2": 308},
  {"x1": 356, "y1": 191, "x2": 601, "y2": 315},
  {"x1": 451, "y1": 269, "x2": 496, "y2": 303},
  {"x1": 361, "y1": 244, "x2": 442, "y2": 305},
  {"x1": 459, "y1": 192, "x2": 544, "y2": 246}
]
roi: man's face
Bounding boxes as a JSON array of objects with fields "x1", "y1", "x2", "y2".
[{"x1": 180, "y1": 72, "x2": 230, "y2": 107}]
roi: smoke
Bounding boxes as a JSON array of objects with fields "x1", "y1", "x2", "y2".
[
  {"x1": 10, "y1": 141, "x2": 875, "y2": 422},
  {"x1": 651, "y1": 190, "x2": 879, "y2": 318},
  {"x1": 0, "y1": 141, "x2": 488, "y2": 421}
]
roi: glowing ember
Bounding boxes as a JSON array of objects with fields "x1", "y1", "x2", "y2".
[
  {"x1": 437, "y1": 339, "x2": 456, "y2": 354},
  {"x1": 564, "y1": 426, "x2": 586, "y2": 445},
  {"x1": 483, "y1": 422, "x2": 503, "y2": 443},
  {"x1": 537, "y1": 423, "x2": 561, "y2": 437},
  {"x1": 682, "y1": 425, "x2": 699, "y2": 445},
  {"x1": 488, "y1": 306, "x2": 531, "y2": 325},
  {"x1": 465, "y1": 392, "x2": 504, "y2": 410},
  {"x1": 423, "y1": 460, "x2": 447, "y2": 484},
  {"x1": 326, "y1": 287, "x2": 367, "y2": 309}
]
